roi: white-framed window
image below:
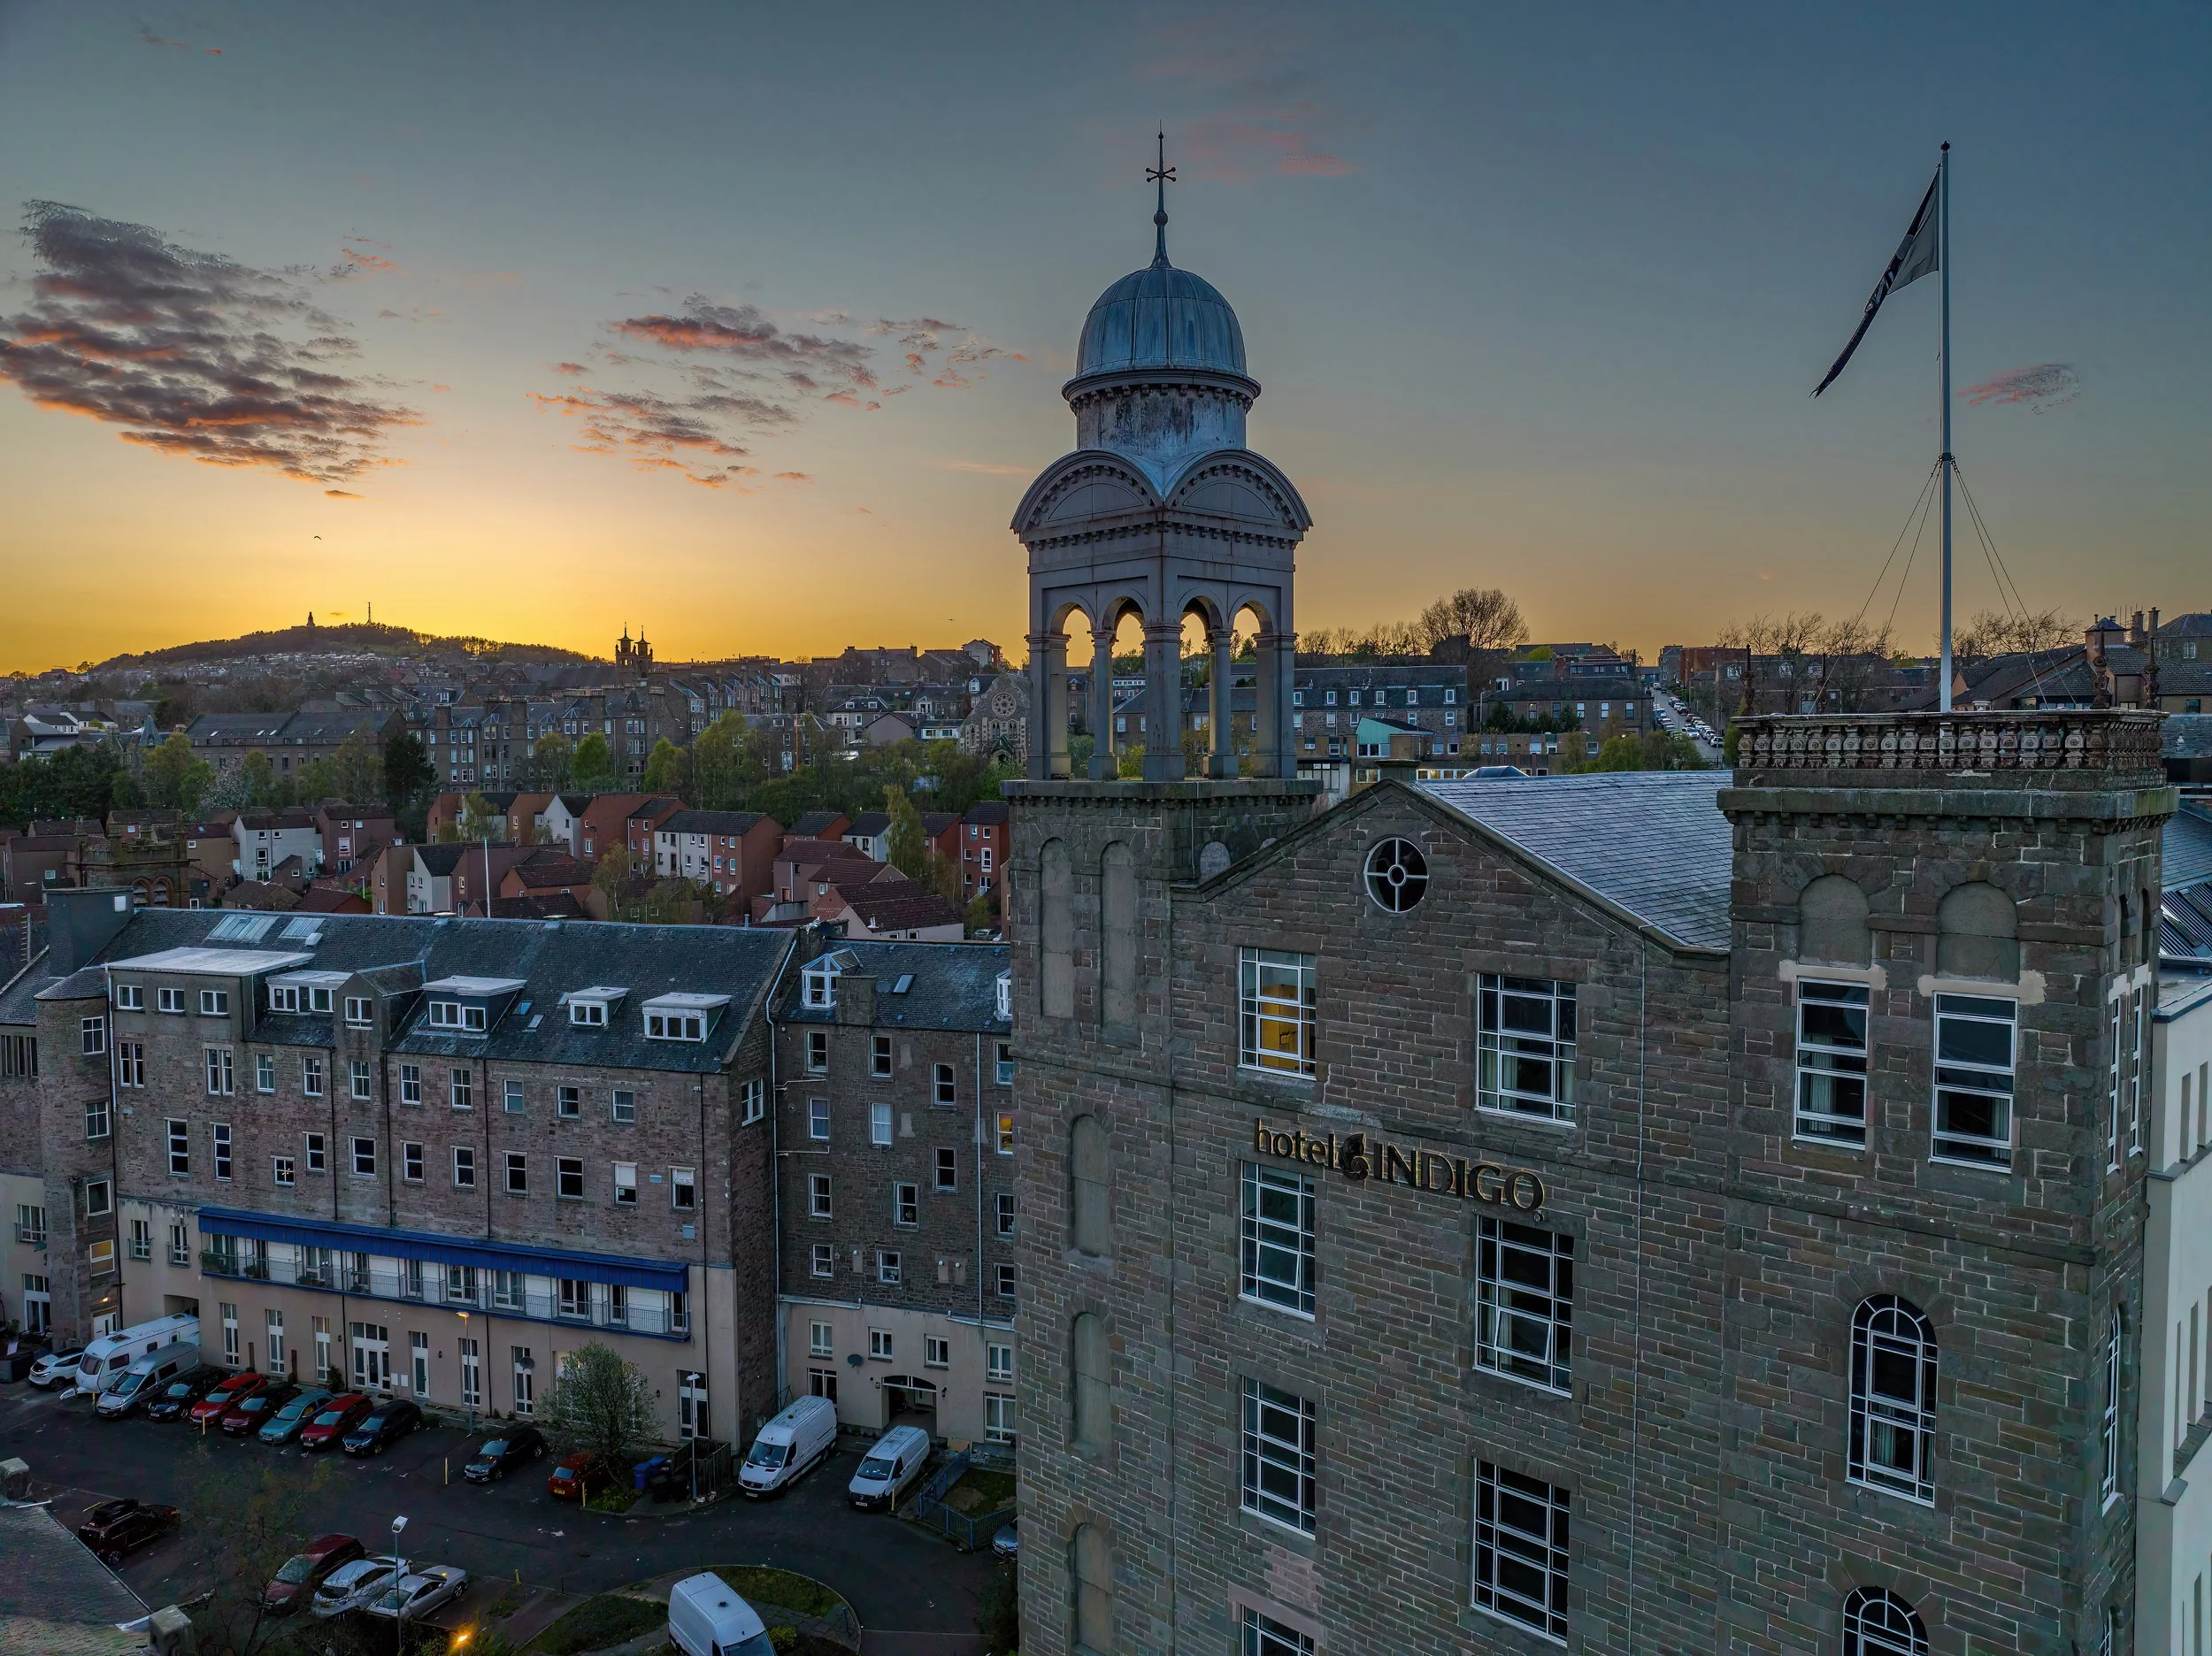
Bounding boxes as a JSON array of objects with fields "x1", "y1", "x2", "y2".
[
  {"x1": 925, "y1": 1335, "x2": 950, "y2": 1368},
  {"x1": 211, "y1": 1122, "x2": 232, "y2": 1181},
  {"x1": 807, "y1": 1029, "x2": 829, "y2": 1071},
  {"x1": 80, "y1": 1015, "x2": 106, "y2": 1055},
  {"x1": 558, "y1": 1278, "x2": 589, "y2": 1319},
  {"x1": 935, "y1": 1147, "x2": 957, "y2": 1192},
  {"x1": 672, "y1": 1166, "x2": 695, "y2": 1210},
  {"x1": 995, "y1": 1262, "x2": 1017, "y2": 1300},
  {"x1": 157, "y1": 985, "x2": 184, "y2": 1014},
  {"x1": 1932, "y1": 993, "x2": 2016, "y2": 1168},
  {"x1": 428, "y1": 1000, "x2": 484, "y2": 1031},
  {"x1": 810, "y1": 1098, "x2": 831, "y2": 1140},
  {"x1": 557, "y1": 1085, "x2": 580, "y2": 1118},
  {"x1": 350, "y1": 1061, "x2": 373, "y2": 1101},
  {"x1": 459, "y1": 1338, "x2": 481, "y2": 1408},
  {"x1": 611, "y1": 1089, "x2": 636, "y2": 1123},
  {"x1": 1240, "y1": 1163, "x2": 1316, "y2": 1317},
  {"x1": 84, "y1": 1176, "x2": 113, "y2": 1217},
  {"x1": 273, "y1": 1154, "x2": 296, "y2": 1187},
  {"x1": 127, "y1": 1217, "x2": 150, "y2": 1260},
  {"x1": 1795, "y1": 979, "x2": 1870, "y2": 1146},
  {"x1": 894, "y1": 1181, "x2": 918, "y2": 1226},
  {"x1": 199, "y1": 988, "x2": 229, "y2": 1016},
  {"x1": 933, "y1": 1062, "x2": 956, "y2": 1106},
  {"x1": 304, "y1": 1131, "x2": 326, "y2": 1172},
  {"x1": 614, "y1": 1162, "x2": 638, "y2": 1205},
  {"x1": 877, "y1": 1249, "x2": 902, "y2": 1285},
  {"x1": 402, "y1": 1141, "x2": 424, "y2": 1183},
  {"x1": 869, "y1": 1326, "x2": 894, "y2": 1359},
  {"x1": 2102, "y1": 1306, "x2": 2124, "y2": 1506},
  {"x1": 450, "y1": 1068, "x2": 473, "y2": 1110},
  {"x1": 741, "y1": 1077, "x2": 765, "y2": 1124},
  {"x1": 557, "y1": 1157, "x2": 585, "y2": 1200},
  {"x1": 2108, "y1": 994, "x2": 2125, "y2": 1171},
  {"x1": 646, "y1": 1010, "x2": 706, "y2": 1041},
  {"x1": 2128, "y1": 988, "x2": 2146, "y2": 1157},
  {"x1": 303, "y1": 1054, "x2": 325, "y2": 1097},
  {"x1": 115, "y1": 983, "x2": 143, "y2": 1011},
  {"x1": 569, "y1": 998, "x2": 607, "y2": 1027},
  {"x1": 871, "y1": 1101, "x2": 894, "y2": 1146},
  {"x1": 810, "y1": 1243, "x2": 834, "y2": 1277},
  {"x1": 984, "y1": 1392, "x2": 1016, "y2": 1445},
  {"x1": 1241, "y1": 1378, "x2": 1317, "y2": 1535},
  {"x1": 454, "y1": 1146, "x2": 476, "y2": 1188},
  {"x1": 1848, "y1": 1295, "x2": 1937, "y2": 1505},
  {"x1": 114, "y1": 1040, "x2": 144, "y2": 1088},
  {"x1": 167, "y1": 1117, "x2": 190, "y2": 1175},
  {"x1": 809, "y1": 1173, "x2": 833, "y2": 1218},
  {"x1": 205, "y1": 1046, "x2": 234, "y2": 1095},
  {"x1": 1840, "y1": 1587, "x2": 1930, "y2": 1656},
  {"x1": 871, "y1": 1034, "x2": 893, "y2": 1077},
  {"x1": 1239, "y1": 948, "x2": 1317, "y2": 1078},
  {"x1": 995, "y1": 1039, "x2": 1014, "y2": 1085},
  {"x1": 810, "y1": 1320, "x2": 833, "y2": 1357},
  {"x1": 996, "y1": 1112, "x2": 1014, "y2": 1155},
  {"x1": 1477, "y1": 1217, "x2": 1574, "y2": 1393},
  {"x1": 501, "y1": 1079, "x2": 523, "y2": 1114},
  {"x1": 987, "y1": 1342, "x2": 1014, "y2": 1383},
  {"x1": 1478, "y1": 974, "x2": 1577, "y2": 1122},
  {"x1": 269, "y1": 984, "x2": 301, "y2": 1014},
  {"x1": 351, "y1": 1137, "x2": 376, "y2": 1177},
  {"x1": 399, "y1": 1063, "x2": 422, "y2": 1106},
  {"x1": 344, "y1": 995, "x2": 373, "y2": 1027},
  {"x1": 1240, "y1": 1608, "x2": 1316, "y2": 1656},
  {"x1": 995, "y1": 1192, "x2": 1017, "y2": 1238},
  {"x1": 1472, "y1": 1461, "x2": 1570, "y2": 1642},
  {"x1": 255, "y1": 1053, "x2": 275, "y2": 1093},
  {"x1": 84, "y1": 1095, "x2": 111, "y2": 1140}
]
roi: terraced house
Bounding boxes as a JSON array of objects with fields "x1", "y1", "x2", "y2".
[{"x1": 1, "y1": 895, "x2": 789, "y2": 1442}]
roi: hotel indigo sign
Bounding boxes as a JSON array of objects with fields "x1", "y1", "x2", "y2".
[{"x1": 1255, "y1": 1119, "x2": 1547, "y2": 1214}]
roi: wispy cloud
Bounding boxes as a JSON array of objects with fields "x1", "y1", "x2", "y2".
[
  {"x1": 0, "y1": 201, "x2": 419, "y2": 484},
  {"x1": 530, "y1": 387, "x2": 774, "y2": 488},
  {"x1": 1141, "y1": 12, "x2": 1362, "y2": 181},
  {"x1": 1962, "y1": 363, "x2": 2080, "y2": 412},
  {"x1": 942, "y1": 460, "x2": 1033, "y2": 476}
]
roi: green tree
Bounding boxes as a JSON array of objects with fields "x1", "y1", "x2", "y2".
[
  {"x1": 239, "y1": 749, "x2": 280, "y2": 808},
  {"x1": 689, "y1": 712, "x2": 768, "y2": 809},
  {"x1": 457, "y1": 791, "x2": 501, "y2": 842},
  {"x1": 142, "y1": 732, "x2": 215, "y2": 814},
  {"x1": 529, "y1": 732, "x2": 574, "y2": 792},
  {"x1": 883, "y1": 784, "x2": 926, "y2": 878},
  {"x1": 541, "y1": 1341, "x2": 658, "y2": 1467},
  {"x1": 328, "y1": 730, "x2": 385, "y2": 805},
  {"x1": 383, "y1": 732, "x2": 433, "y2": 810},
  {"x1": 572, "y1": 731, "x2": 617, "y2": 794},
  {"x1": 177, "y1": 1438, "x2": 336, "y2": 1656},
  {"x1": 641, "y1": 737, "x2": 689, "y2": 795}
]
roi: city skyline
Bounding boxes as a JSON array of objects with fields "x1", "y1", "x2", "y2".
[{"x1": 2, "y1": 1, "x2": 2206, "y2": 674}]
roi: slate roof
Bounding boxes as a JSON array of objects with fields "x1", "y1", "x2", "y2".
[
  {"x1": 1421, "y1": 771, "x2": 1733, "y2": 952},
  {"x1": 0, "y1": 1502, "x2": 147, "y2": 1656},
  {"x1": 837, "y1": 879, "x2": 966, "y2": 935},
  {"x1": 780, "y1": 937, "x2": 1009, "y2": 1031},
  {"x1": 2167, "y1": 803, "x2": 2212, "y2": 891},
  {"x1": 790, "y1": 810, "x2": 848, "y2": 838},
  {"x1": 81, "y1": 908, "x2": 791, "y2": 1072},
  {"x1": 660, "y1": 810, "x2": 767, "y2": 836},
  {"x1": 2165, "y1": 716, "x2": 2212, "y2": 760}
]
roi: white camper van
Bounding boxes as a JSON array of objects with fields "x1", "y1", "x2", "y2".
[
  {"x1": 75, "y1": 1314, "x2": 201, "y2": 1398},
  {"x1": 667, "y1": 1572, "x2": 773, "y2": 1656},
  {"x1": 738, "y1": 1395, "x2": 838, "y2": 1497},
  {"x1": 847, "y1": 1423, "x2": 931, "y2": 1510}
]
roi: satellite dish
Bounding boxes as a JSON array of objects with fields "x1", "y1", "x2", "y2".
[{"x1": 845, "y1": 1353, "x2": 863, "y2": 1368}]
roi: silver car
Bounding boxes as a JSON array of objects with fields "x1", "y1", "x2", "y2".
[
  {"x1": 362, "y1": 1565, "x2": 469, "y2": 1622},
  {"x1": 311, "y1": 1556, "x2": 401, "y2": 1619}
]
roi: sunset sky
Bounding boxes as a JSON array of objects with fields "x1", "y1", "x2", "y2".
[{"x1": 1, "y1": 1, "x2": 2206, "y2": 673}]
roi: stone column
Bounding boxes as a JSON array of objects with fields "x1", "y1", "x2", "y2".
[
  {"x1": 1210, "y1": 627, "x2": 1238, "y2": 778},
  {"x1": 1029, "y1": 632, "x2": 1071, "y2": 779},
  {"x1": 1254, "y1": 631, "x2": 1297, "y2": 778},
  {"x1": 1142, "y1": 620, "x2": 1185, "y2": 782},
  {"x1": 1089, "y1": 628, "x2": 1117, "y2": 779}
]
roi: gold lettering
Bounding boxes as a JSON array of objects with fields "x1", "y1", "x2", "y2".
[
  {"x1": 1472, "y1": 1162, "x2": 1508, "y2": 1205},
  {"x1": 1453, "y1": 1157, "x2": 1470, "y2": 1198},
  {"x1": 1256, "y1": 1119, "x2": 1271, "y2": 1154},
  {"x1": 1304, "y1": 1138, "x2": 1328, "y2": 1166},
  {"x1": 1508, "y1": 1170, "x2": 1547, "y2": 1213},
  {"x1": 1340, "y1": 1133, "x2": 1371, "y2": 1180},
  {"x1": 1383, "y1": 1142, "x2": 1418, "y2": 1187},
  {"x1": 1271, "y1": 1131, "x2": 1294, "y2": 1159},
  {"x1": 1326, "y1": 1133, "x2": 1340, "y2": 1169},
  {"x1": 1424, "y1": 1155, "x2": 1454, "y2": 1193}
]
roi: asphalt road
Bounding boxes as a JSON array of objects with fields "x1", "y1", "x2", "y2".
[{"x1": 0, "y1": 1380, "x2": 996, "y2": 1644}]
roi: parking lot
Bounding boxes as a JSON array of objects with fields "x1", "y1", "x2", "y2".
[{"x1": 0, "y1": 1379, "x2": 995, "y2": 1651}]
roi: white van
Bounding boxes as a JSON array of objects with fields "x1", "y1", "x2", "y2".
[
  {"x1": 738, "y1": 1394, "x2": 838, "y2": 1497},
  {"x1": 96, "y1": 1344, "x2": 199, "y2": 1417},
  {"x1": 847, "y1": 1423, "x2": 931, "y2": 1510},
  {"x1": 75, "y1": 1314, "x2": 201, "y2": 1398},
  {"x1": 668, "y1": 1572, "x2": 774, "y2": 1656}
]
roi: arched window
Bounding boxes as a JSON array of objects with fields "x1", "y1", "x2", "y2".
[
  {"x1": 1071, "y1": 1522, "x2": 1114, "y2": 1654},
  {"x1": 1070, "y1": 1116, "x2": 1111, "y2": 1257},
  {"x1": 1848, "y1": 1296, "x2": 1937, "y2": 1504},
  {"x1": 1841, "y1": 1586, "x2": 1928, "y2": 1656},
  {"x1": 1936, "y1": 881, "x2": 2018, "y2": 981},
  {"x1": 1798, "y1": 873, "x2": 1870, "y2": 966},
  {"x1": 1071, "y1": 1313, "x2": 1110, "y2": 1452},
  {"x1": 1041, "y1": 839, "x2": 1073, "y2": 1018},
  {"x1": 1100, "y1": 842, "x2": 1137, "y2": 1028}
]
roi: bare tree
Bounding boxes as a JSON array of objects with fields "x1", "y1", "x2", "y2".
[
  {"x1": 1413, "y1": 587, "x2": 1528, "y2": 656},
  {"x1": 1952, "y1": 607, "x2": 2080, "y2": 666}
]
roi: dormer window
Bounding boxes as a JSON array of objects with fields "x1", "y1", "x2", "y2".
[
  {"x1": 995, "y1": 970, "x2": 1012, "y2": 1022},
  {"x1": 344, "y1": 997, "x2": 373, "y2": 1028},
  {"x1": 428, "y1": 1000, "x2": 486, "y2": 1031},
  {"x1": 310, "y1": 986, "x2": 333, "y2": 1014},
  {"x1": 803, "y1": 966, "x2": 839, "y2": 1009},
  {"x1": 571, "y1": 1000, "x2": 607, "y2": 1027},
  {"x1": 647, "y1": 1011, "x2": 706, "y2": 1041},
  {"x1": 270, "y1": 985, "x2": 302, "y2": 1014},
  {"x1": 1325, "y1": 690, "x2": 1338, "y2": 706}
]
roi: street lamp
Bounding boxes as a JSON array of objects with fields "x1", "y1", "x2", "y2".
[{"x1": 388, "y1": 1514, "x2": 408, "y2": 1656}]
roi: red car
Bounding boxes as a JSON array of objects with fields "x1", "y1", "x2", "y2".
[
  {"x1": 262, "y1": 1532, "x2": 365, "y2": 1616},
  {"x1": 188, "y1": 1370, "x2": 265, "y2": 1427},
  {"x1": 297, "y1": 1392, "x2": 372, "y2": 1452},
  {"x1": 546, "y1": 1450, "x2": 618, "y2": 1501},
  {"x1": 219, "y1": 1378, "x2": 300, "y2": 1436}
]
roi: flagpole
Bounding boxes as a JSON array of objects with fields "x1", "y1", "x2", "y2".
[{"x1": 1938, "y1": 142, "x2": 1954, "y2": 713}]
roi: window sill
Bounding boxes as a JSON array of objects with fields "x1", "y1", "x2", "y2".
[
  {"x1": 1238, "y1": 1065, "x2": 1318, "y2": 1087},
  {"x1": 1790, "y1": 1131, "x2": 1869, "y2": 1153},
  {"x1": 1474, "y1": 1103, "x2": 1576, "y2": 1131},
  {"x1": 1472, "y1": 1362, "x2": 1572, "y2": 1402},
  {"x1": 1238, "y1": 1292, "x2": 1316, "y2": 1323},
  {"x1": 1928, "y1": 1154, "x2": 2013, "y2": 1174},
  {"x1": 1236, "y1": 1506, "x2": 1317, "y2": 1552},
  {"x1": 1465, "y1": 1604, "x2": 1567, "y2": 1649}
]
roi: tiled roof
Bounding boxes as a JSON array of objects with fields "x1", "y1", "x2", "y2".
[
  {"x1": 1421, "y1": 771, "x2": 1732, "y2": 951},
  {"x1": 836, "y1": 880, "x2": 964, "y2": 934},
  {"x1": 781, "y1": 937, "x2": 1009, "y2": 1030},
  {"x1": 0, "y1": 1503, "x2": 146, "y2": 1656},
  {"x1": 2165, "y1": 716, "x2": 2212, "y2": 761},
  {"x1": 2168, "y1": 803, "x2": 2212, "y2": 891},
  {"x1": 964, "y1": 801, "x2": 1010, "y2": 824},
  {"x1": 846, "y1": 811, "x2": 891, "y2": 837},
  {"x1": 660, "y1": 810, "x2": 768, "y2": 836}
]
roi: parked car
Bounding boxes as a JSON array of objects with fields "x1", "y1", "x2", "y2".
[
  {"x1": 360, "y1": 1565, "x2": 468, "y2": 1623},
  {"x1": 220, "y1": 1378, "x2": 301, "y2": 1436},
  {"x1": 993, "y1": 1520, "x2": 1019, "y2": 1561},
  {"x1": 669, "y1": 1572, "x2": 774, "y2": 1656},
  {"x1": 546, "y1": 1450, "x2": 618, "y2": 1501},
  {"x1": 462, "y1": 1425, "x2": 547, "y2": 1483},
  {"x1": 341, "y1": 1398, "x2": 421, "y2": 1457},
  {"x1": 188, "y1": 1371, "x2": 265, "y2": 1426},
  {"x1": 75, "y1": 1498, "x2": 180, "y2": 1565},
  {"x1": 739, "y1": 1394, "x2": 838, "y2": 1497},
  {"x1": 298, "y1": 1392, "x2": 373, "y2": 1452},
  {"x1": 258, "y1": 1386, "x2": 334, "y2": 1445},
  {"x1": 27, "y1": 1346, "x2": 86, "y2": 1390},
  {"x1": 262, "y1": 1533, "x2": 366, "y2": 1616},
  {"x1": 96, "y1": 1349, "x2": 199, "y2": 1420},
  {"x1": 142, "y1": 1366, "x2": 227, "y2": 1422},
  {"x1": 847, "y1": 1424, "x2": 931, "y2": 1510},
  {"x1": 311, "y1": 1556, "x2": 401, "y2": 1620}
]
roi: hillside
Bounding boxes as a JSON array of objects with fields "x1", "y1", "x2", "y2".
[{"x1": 96, "y1": 620, "x2": 599, "y2": 670}]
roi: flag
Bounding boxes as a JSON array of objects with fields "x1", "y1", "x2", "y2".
[{"x1": 1813, "y1": 168, "x2": 1941, "y2": 396}]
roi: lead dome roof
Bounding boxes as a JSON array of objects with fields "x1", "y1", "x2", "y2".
[{"x1": 1071, "y1": 255, "x2": 1248, "y2": 384}]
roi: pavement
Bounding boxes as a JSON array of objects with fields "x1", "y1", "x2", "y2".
[{"x1": 0, "y1": 1380, "x2": 995, "y2": 1652}]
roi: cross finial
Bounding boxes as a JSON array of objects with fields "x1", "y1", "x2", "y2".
[{"x1": 1146, "y1": 130, "x2": 1176, "y2": 266}]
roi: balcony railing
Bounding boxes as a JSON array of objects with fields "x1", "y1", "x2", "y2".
[
  {"x1": 1732, "y1": 709, "x2": 2166, "y2": 784},
  {"x1": 14, "y1": 1225, "x2": 47, "y2": 1248}
]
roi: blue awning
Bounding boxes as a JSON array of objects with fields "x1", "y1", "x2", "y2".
[{"x1": 195, "y1": 1206, "x2": 691, "y2": 1292}]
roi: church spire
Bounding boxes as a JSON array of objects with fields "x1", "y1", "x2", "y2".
[{"x1": 1147, "y1": 130, "x2": 1176, "y2": 266}]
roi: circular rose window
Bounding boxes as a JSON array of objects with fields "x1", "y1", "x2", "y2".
[{"x1": 1363, "y1": 837, "x2": 1429, "y2": 913}]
